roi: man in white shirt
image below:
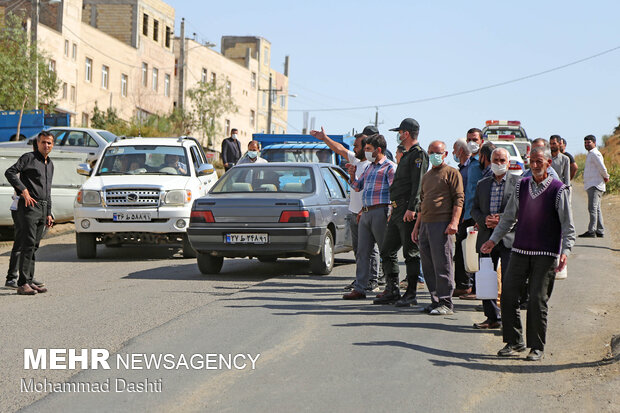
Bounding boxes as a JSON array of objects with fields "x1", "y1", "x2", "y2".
[
  {"x1": 310, "y1": 127, "x2": 381, "y2": 291},
  {"x1": 580, "y1": 135, "x2": 610, "y2": 238},
  {"x1": 237, "y1": 140, "x2": 268, "y2": 165}
]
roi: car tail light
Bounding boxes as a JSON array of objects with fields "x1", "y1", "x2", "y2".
[
  {"x1": 507, "y1": 120, "x2": 521, "y2": 126},
  {"x1": 509, "y1": 162, "x2": 522, "y2": 170},
  {"x1": 279, "y1": 210, "x2": 310, "y2": 223},
  {"x1": 498, "y1": 134, "x2": 515, "y2": 140},
  {"x1": 190, "y1": 210, "x2": 215, "y2": 223}
]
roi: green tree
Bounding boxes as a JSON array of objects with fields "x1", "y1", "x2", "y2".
[
  {"x1": 0, "y1": 12, "x2": 60, "y2": 111},
  {"x1": 186, "y1": 78, "x2": 238, "y2": 149}
]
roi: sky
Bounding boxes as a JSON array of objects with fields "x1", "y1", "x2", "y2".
[{"x1": 168, "y1": 0, "x2": 620, "y2": 157}]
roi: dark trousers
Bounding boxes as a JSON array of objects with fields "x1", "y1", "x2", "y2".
[
  {"x1": 454, "y1": 218, "x2": 475, "y2": 290},
  {"x1": 16, "y1": 200, "x2": 47, "y2": 287},
  {"x1": 481, "y1": 241, "x2": 512, "y2": 322},
  {"x1": 379, "y1": 205, "x2": 420, "y2": 287},
  {"x1": 7, "y1": 210, "x2": 21, "y2": 281},
  {"x1": 501, "y1": 252, "x2": 557, "y2": 351}
]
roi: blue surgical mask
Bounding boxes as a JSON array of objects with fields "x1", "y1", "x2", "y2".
[
  {"x1": 397, "y1": 133, "x2": 403, "y2": 143},
  {"x1": 453, "y1": 154, "x2": 459, "y2": 163},
  {"x1": 429, "y1": 153, "x2": 444, "y2": 167},
  {"x1": 247, "y1": 151, "x2": 258, "y2": 159}
]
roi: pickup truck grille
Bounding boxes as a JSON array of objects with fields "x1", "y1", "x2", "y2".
[{"x1": 105, "y1": 189, "x2": 161, "y2": 207}]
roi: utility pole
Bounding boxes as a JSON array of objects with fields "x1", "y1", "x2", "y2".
[
  {"x1": 374, "y1": 107, "x2": 379, "y2": 128},
  {"x1": 177, "y1": 18, "x2": 185, "y2": 111},
  {"x1": 31, "y1": 0, "x2": 39, "y2": 110},
  {"x1": 260, "y1": 73, "x2": 282, "y2": 134}
]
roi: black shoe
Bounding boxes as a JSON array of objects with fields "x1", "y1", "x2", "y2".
[
  {"x1": 526, "y1": 349, "x2": 544, "y2": 361},
  {"x1": 365, "y1": 280, "x2": 379, "y2": 292},
  {"x1": 394, "y1": 295, "x2": 418, "y2": 307},
  {"x1": 4, "y1": 279, "x2": 18, "y2": 289},
  {"x1": 420, "y1": 303, "x2": 438, "y2": 313},
  {"x1": 372, "y1": 290, "x2": 401, "y2": 305},
  {"x1": 497, "y1": 343, "x2": 527, "y2": 357},
  {"x1": 31, "y1": 279, "x2": 45, "y2": 287},
  {"x1": 377, "y1": 275, "x2": 386, "y2": 286},
  {"x1": 596, "y1": 232, "x2": 604, "y2": 238},
  {"x1": 343, "y1": 281, "x2": 355, "y2": 291},
  {"x1": 578, "y1": 231, "x2": 596, "y2": 238}
]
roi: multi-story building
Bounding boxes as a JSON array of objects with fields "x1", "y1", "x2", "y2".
[
  {"x1": 173, "y1": 36, "x2": 259, "y2": 150},
  {"x1": 221, "y1": 36, "x2": 290, "y2": 135}
]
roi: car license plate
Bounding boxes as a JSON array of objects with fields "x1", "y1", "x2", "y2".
[
  {"x1": 113, "y1": 212, "x2": 152, "y2": 222},
  {"x1": 225, "y1": 233, "x2": 269, "y2": 244}
]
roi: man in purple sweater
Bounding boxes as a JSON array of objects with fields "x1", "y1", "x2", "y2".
[{"x1": 481, "y1": 146, "x2": 575, "y2": 361}]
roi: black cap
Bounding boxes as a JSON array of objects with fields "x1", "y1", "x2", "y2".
[
  {"x1": 362, "y1": 125, "x2": 379, "y2": 136},
  {"x1": 389, "y1": 118, "x2": 419, "y2": 133}
]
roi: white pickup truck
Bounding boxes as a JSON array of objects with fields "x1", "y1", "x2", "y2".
[{"x1": 74, "y1": 136, "x2": 218, "y2": 258}]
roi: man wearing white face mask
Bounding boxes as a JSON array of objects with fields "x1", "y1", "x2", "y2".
[
  {"x1": 471, "y1": 147, "x2": 520, "y2": 329},
  {"x1": 221, "y1": 128, "x2": 242, "y2": 171},
  {"x1": 412, "y1": 141, "x2": 464, "y2": 315},
  {"x1": 237, "y1": 140, "x2": 268, "y2": 165}
]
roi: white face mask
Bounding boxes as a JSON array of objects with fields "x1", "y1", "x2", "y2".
[
  {"x1": 247, "y1": 150, "x2": 258, "y2": 159},
  {"x1": 365, "y1": 151, "x2": 376, "y2": 162},
  {"x1": 232, "y1": 133, "x2": 238, "y2": 139},
  {"x1": 467, "y1": 141, "x2": 480, "y2": 153},
  {"x1": 491, "y1": 163, "x2": 508, "y2": 176}
]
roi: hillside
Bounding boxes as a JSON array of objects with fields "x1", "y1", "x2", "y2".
[{"x1": 575, "y1": 119, "x2": 620, "y2": 194}]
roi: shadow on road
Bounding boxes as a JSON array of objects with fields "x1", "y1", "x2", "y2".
[
  {"x1": 573, "y1": 244, "x2": 620, "y2": 253},
  {"x1": 353, "y1": 340, "x2": 617, "y2": 372}
]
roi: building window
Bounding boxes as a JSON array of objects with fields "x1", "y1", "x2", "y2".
[
  {"x1": 251, "y1": 72, "x2": 256, "y2": 88},
  {"x1": 64, "y1": 40, "x2": 69, "y2": 57},
  {"x1": 153, "y1": 19, "x2": 159, "y2": 42},
  {"x1": 62, "y1": 82, "x2": 67, "y2": 100},
  {"x1": 164, "y1": 74, "x2": 170, "y2": 97},
  {"x1": 201, "y1": 68, "x2": 207, "y2": 83},
  {"x1": 101, "y1": 65, "x2": 109, "y2": 89},
  {"x1": 81, "y1": 113, "x2": 89, "y2": 127},
  {"x1": 70, "y1": 85, "x2": 76, "y2": 102},
  {"x1": 142, "y1": 62, "x2": 148, "y2": 87},
  {"x1": 48, "y1": 59, "x2": 56, "y2": 72},
  {"x1": 250, "y1": 110, "x2": 255, "y2": 127},
  {"x1": 226, "y1": 80, "x2": 231, "y2": 96},
  {"x1": 72, "y1": 43, "x2": 77, "y2": 60},
  {"x1": 262, "y1": 91, "x2": 266, "y2": 107},
  {"x1": 165, "y1": 26, "x2": 171, "y2": 48},
  {"x1": 85, "y1": 57, "x2": 92, "y2": 82},
  {"x1": 142, "y1": 14, "x2": 148, "y2": 36},
  {"x1": 280, "y1": 95, "x2": 286, "y2": 107},
  {"x1": 264, "y1": 48, "x2": 269, "y2": 66},
  {"x1": 210, "y1": 72, "x2": 216, "y2": 85},
  {"x1": 152, "y1": 67, "x2": 158, "y2": 91},
  {"x1": 225, "y1": 119, "x2": 230, "y2": 136},
  {"x1": 121, "y1": 74, "x2": 128, "y2": 97}
]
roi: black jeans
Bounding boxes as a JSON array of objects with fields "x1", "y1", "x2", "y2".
[
  {"x1": 380, "y1": 205, "x2": 420, "y2": 286},
  {"x1": 16, "y1": 200, "x2": 47, "y2": 287},
  {"x1": 7, "y1": 210, "x2": 21, "y2": 281},
  {"x1": 481, "y1": 241, "x2": 512, "y2": 322},
  {"x1": 454, "y1": 218, "x2": 475, "y2": 290},
  {"x1": 501, "y1": 252, "x2": 556, "y2": 351}
]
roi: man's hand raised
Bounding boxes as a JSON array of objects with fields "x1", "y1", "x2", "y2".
[{"x1": 309, "y1": 127, "x2": 328, "y2": 141}]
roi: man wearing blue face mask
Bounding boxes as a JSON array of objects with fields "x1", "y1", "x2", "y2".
[
  {"x1": 237, "y1": 140, "x2": 268, "y2": 165},
  {"x1": 412, "y1": 141, "x2": 464, "y2": 315}
]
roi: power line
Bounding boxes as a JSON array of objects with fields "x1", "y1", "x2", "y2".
[{"x1": 289, "y1": 45, "x2": 620, "y2": 112}]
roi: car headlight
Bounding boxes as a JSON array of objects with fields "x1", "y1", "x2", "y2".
[
  {"x1": 164, "y1": 190, "x2": 191, "y2": 205},
  {"x1": 78, "y1": 190, "x2": 101, "y2": 206}
]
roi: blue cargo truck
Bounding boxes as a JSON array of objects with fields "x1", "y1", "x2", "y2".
[
  {"x1": 252, "y1": 133, "x2": 350, "y2": 167},
  {"x1": 0, "y1": 110, "x2": 70, "y2": 142}
]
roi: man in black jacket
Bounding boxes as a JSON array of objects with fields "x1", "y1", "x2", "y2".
[
  {"x1": 221, "y1": 128, "x2": 242, "y2": 171},
  {"x1": 5, "y1": 131, "x2": 55, "y2": 295}
]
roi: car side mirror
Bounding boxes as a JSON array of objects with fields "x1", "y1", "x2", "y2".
[
  {"x1": 197, "y1": 163, "x2": 214, "y2": 176},
  {"x1": 77, "y1": 163, "x2": 92, "y2": 176}
]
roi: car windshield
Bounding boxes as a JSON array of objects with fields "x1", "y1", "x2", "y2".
[
  {"x1": 97, "y1": 131, "x2": 118, "y2": 143},
  {"x1": 262, "y1": 148, "x2": 334, "y2": 164},
  {"x1": 97, "y1": 145, "x2": 190, "y2": 176},
  {"x1": 211, "y1": 166, "x2": 315, "y2": 193}
]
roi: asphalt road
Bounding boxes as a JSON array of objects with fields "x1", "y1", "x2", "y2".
[{"x1": 0, "y1": 186, "x2": 618, "y2": 413}]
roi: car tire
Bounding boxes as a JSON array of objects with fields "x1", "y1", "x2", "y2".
[
  {"x1": 197, "y1": 253, "x2": 223, "y2": 274},
  {"x1": 310, "y1": 230, "x2": 334, "y2": 275},
  {"x1": 257, "y1": 256, "x2": 277, "y2": 263},
  {"x1": 76, "y1": 233, "x2": 97, "y2": 259},
  {"x1": 182, "y1": 235, "x2": 197, "y2": 258}
]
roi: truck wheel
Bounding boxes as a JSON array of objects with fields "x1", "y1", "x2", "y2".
[
  {"x1": 76, "y1": 233, "x2": 97, "y2": 259},
  {"x1": 197, "y1": 253, "x2": 223, "y2": 274},
  {"x1": 182, "y1": 235, "x2": 197, "y2": 258},
  {"x1": 310, "y1": 230, "x2": 334, "y2": 275}
]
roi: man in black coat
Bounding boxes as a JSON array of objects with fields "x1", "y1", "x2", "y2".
[
  {"x1": 221, "y1": 128, "x2": 242, "y2": 171},
  {"x1": 471, "y1": 147, "x2": 519, "y2": 328}
]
